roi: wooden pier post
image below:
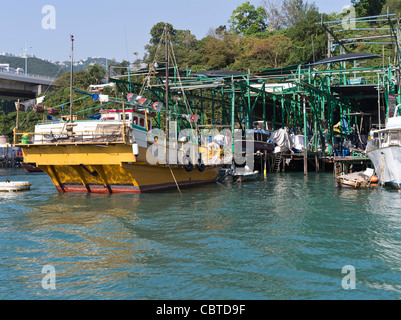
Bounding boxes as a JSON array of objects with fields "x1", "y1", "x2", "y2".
[
  {"x1": 303, "y1": 149, "x2": 308, "y2": 175},
  {"x1": 315, "y1": 153, "x2": 320, "y2": 173},
  {"x1": 264, "y1": 150, "x2": 267, "y2": 179}
]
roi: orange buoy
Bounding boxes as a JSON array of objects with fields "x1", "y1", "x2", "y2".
[{"x1": 370, "y1": 175, "x2": 379, "y2": 183}]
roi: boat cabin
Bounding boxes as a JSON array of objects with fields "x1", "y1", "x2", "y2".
[{"x1": 100, "y1": 109, "x2": 154, "y2": 130}]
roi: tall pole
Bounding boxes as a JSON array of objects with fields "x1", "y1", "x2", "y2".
[
  {"x1": 22, "y1": 42, "x2": 31, "y2": 76},
  {"x1": 122, "y1": 93, "x2": 126, "y2": 143},
  {"x1": 397, "y1": 17, "x2": 401, "y2": 105},
  {"x1": 25, "y1": 42, "x2": 28, "y2": 76},
  {"x1": 303, "y1": 96, "x2": 308, "y2": 176},
  {"x1": 165, "y1": 24, "x2": 170, "y2": 140},
  {"x1": 378, "y1": 73, "x2": 381, "y2": 129},
  {"x1": 70, "y1": 35, "x2": 74, "y2": 123},
  {"x1": 164, "y1": 24, "x2": 170, "y2": 164}
]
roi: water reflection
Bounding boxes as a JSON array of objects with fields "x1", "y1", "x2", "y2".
[
  {"x1": 6, "y1": 192, "x2": 157, "y2": 298},
  {"x1": 365, "y1": 192, "x2": 401, "y2": 271},
  {"x1": 2, "y1": 168, "x2": 401, "y2": 299}
]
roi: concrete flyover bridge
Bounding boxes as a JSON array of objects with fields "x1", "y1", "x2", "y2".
[{"x1": 0, "y1": 70, "x2": 56, "y2": 99}]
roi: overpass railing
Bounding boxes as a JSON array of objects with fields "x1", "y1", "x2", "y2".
[{"x1": 0, "y1": 69, "x2": 56, "y2": 82}]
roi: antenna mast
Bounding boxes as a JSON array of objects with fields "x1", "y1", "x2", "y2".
[{"x1": 70, "y1": 34, "x2": 74, "y2": 123}]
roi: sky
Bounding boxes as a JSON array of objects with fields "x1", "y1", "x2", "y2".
[{"x1": 0, "y1": 0, "x2": 352, "y2": 64}]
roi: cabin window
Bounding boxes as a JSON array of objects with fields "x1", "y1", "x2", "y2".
[
  {"x1": 147, "y1": 120, "x2": 151, "y2": 129},
  {"x1": 390, "y1": 132, "x2": 399, "y2": 144},
  {"x1": 120, "y1": 114, "x2": 130, "y2": 120},
  {"x1": 133, "y1": 116, "x2": 138, "y2": 125},
  {"x1": 140, "y1": 118, "x2": 145, "y2": 127}
]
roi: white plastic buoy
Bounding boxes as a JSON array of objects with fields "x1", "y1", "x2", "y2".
[{"x1": 132, "y1": 143, "x2": 139, "y2": 156}]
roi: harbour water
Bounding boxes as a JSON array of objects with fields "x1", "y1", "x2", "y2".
[{"x1": 1, "y1": 168, "x2": 401, "y2": 300}]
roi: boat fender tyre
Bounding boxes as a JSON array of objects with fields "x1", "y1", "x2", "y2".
[
  {"x1": 184, "y1": 163, "x2": 194, "y2": 172},
  {"x1": 183, "y1": 154, "x2": 194, "y2": 172},
  {"x1": 196, "y1": 158, "x2": 205, "y2": 172},
  {"x1": 196, "y1": 163, "x2": 205, "y2": 172}
]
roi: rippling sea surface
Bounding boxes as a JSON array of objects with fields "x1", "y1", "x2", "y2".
[{"x1": 1, "y1": 167, "x2": 401, "y2": 300}]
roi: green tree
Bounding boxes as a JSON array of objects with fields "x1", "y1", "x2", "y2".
[
  {"x1": 195, "y1": 27, "x2": 240, "y2": 70},
  {"x1": 284, "y1": 7, "x2": 327, "y2": 65},
  {"x1": 0, "y1": 110, "x2": 43, "y2": 141},
  {"x1": 143, "y1": 22, "x2": 200, "y2": 69},
  {"x1": 144, "y1": 22, "x2": 176, "y2": 64},
  {"x1": 149, "y1": 22, "x2": 176, "y2": 46},
  {"x1": 86, "y1": 64, "x2": 106, "y2": 84},
  {"x1": 0, "y1": 99, "x2": 16, "y2": 113},
  {"x1": 261, "y1": 0, "x2": 285, "y2": 31},
  {"x1": 171, "y1": 29, "x2": 199, "y2": 69},
  {"x1": 228, "y1": 2, "x2": 268, "y2": 36},
  {"x1": 351, "y1": 0, "x2": 386, "y2": 17},
  {"x1": 282, "y1": 0, "x2": 319, "y2": 28},
  {"x1": 381, "y1": 0, "x2": 401, "y2": 15},
  {"x1": 42, "y1": 64, "x2": 108, "y2": 117},
  {"x1": 252, "y1": 34, "x2": 292, "y2": 68}
]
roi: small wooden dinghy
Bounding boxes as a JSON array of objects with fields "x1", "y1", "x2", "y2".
[
  {"x1": 0, "y1": 180, "x2": 31, "y2": 192},
  {"x1": 233, "y1": 166, "x2": 259, "y2": 183},
  {"x1": 336, "y1": 168, "x2": 378, "y2": 189}
]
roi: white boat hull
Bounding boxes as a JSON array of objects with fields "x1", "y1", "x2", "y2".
[
  {"x1": 233, "y1": 171, "x2": 259, "y2": 182},
  {"x1": 0, "y1": 181, "x2": 31, "y2": 192},
  {"x1": 367, "y1": 145, "x2": 401, "y2": 189}
]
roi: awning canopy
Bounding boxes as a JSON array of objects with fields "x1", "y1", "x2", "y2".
[
  {"x1": 306, "y1": 53, "x2": 381, "y2": 66},
  {"x1": 259, "y1": 63, "x2": 306, "y2": 75},
  {"x1": 190, "y1": 70, "x2": 246, "y2": 78}
]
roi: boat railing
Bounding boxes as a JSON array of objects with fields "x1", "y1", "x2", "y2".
[
  {"x1": 15, "y1": 128, "x2": 225, "y2": 165},
  {"x1": 146, "y1": 131, "x2": 225, "y2": 166},
  {"x1": 14, "y1": 125, "x2": 128, "y2": 146},
  {"x1": 371, "y1": 129, "x2": 401, "y2": 149}
]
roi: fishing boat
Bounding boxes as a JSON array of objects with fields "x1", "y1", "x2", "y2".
[
  {"x1": 239, "y1": 128, "x2": 274, "y2": 154},
  {"x1": 23, "y1": 163, "x2": 44, "y2": 172},
  {"x1": 366, "y1": 104, "x2": 401, "y2": 189},
  {"x1": 15, "y1": 30, "x2": 224, "y2": 194},
  {"x1": 0, "y1": 180, "x2": 31, "y2": 192}
]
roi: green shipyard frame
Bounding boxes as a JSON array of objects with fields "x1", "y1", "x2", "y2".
[{"x1": 105, "y1": 12, "x2": 400, "y2": 174}]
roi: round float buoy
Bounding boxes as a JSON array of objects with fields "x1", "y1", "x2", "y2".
[{"x1": 370, "y1": 175, "x2": 379, "y2": 183}]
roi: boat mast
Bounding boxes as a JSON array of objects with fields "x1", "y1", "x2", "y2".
[
  {"x1": 70, "y1": 34, "x2": 74, "y2": 123},
  {"x1": 165, "y1": 24, "x2": 170, "y2": 141}
]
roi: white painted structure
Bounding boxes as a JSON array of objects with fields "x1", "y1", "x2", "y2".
[{"x1": 366, "y1": 104, "x2": 401, "y2": 189}]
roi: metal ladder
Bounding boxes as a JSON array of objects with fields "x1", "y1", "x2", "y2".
[{"x1": 273, "y1": 153, "x2": 282, "y2": 173}]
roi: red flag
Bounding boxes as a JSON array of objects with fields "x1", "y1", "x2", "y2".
[
  {"x1": 190, "y1": 115, "x2": 199, "y2": 123},
  {"x1": 153, "y1": 102, "x2": 163, "y2": 112}
]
